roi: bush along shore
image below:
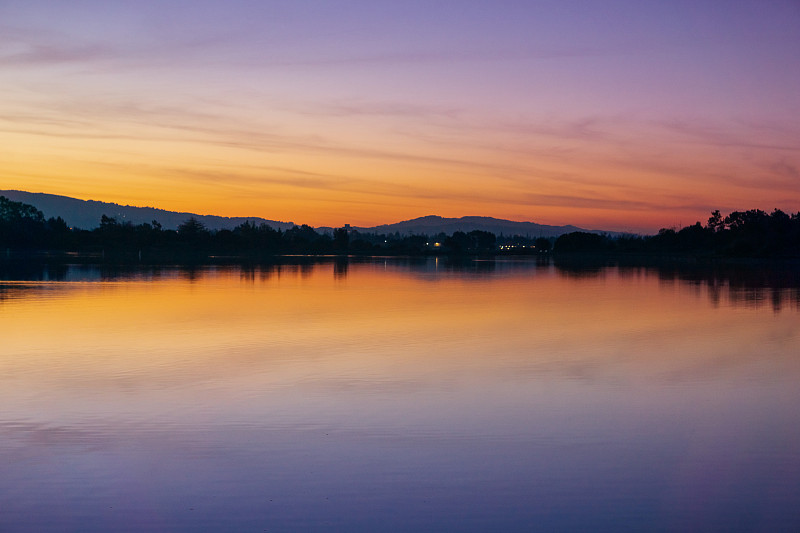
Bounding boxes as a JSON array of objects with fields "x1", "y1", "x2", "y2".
[{"x1": 2, "y1": 196, "x2": 799, "y2": 261}]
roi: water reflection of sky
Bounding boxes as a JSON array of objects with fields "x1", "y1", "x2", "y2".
[{"x1": 1, "y1": 259, "x2": 799, "y2": 531}]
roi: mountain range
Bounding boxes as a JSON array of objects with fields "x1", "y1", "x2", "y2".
[
  {"x1": 2, "y1": 190, "x2": 619, "y2": 237},
  {"x1": 317, "y1": 216, "x2": 609, "y2": 238},
  {"x1": 1, "y1": 190, "x2": 296, "y2": 232}
]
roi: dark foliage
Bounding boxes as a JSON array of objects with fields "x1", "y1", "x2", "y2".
[
  {"x1": 553, "y1": 209, "x2": 800, "y2": 257},
  {"x1": 0, "y1": 195, "x2": 47, "y2": 248},
  {"x1": 2, "y1": 196, "x2": 798, "y2": 260},
  {"x1": 554, "y1": 231, "x2": 611, "y2": 253},
  {"x1": 444, "y1": 230, "x2": 496, "y2": 254},
  {"x1": 646, "y1": 209, "x2": 800, "y2": 257}
]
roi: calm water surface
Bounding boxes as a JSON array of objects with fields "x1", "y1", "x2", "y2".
[{"x1": 1, "y1": 258, "x2": 799, "y2": 531}]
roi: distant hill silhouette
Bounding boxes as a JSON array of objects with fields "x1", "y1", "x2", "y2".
[
  {"x1": 320, "y1": 215, "x2": 618, "y2": 238},
  {"x1": 3, "y1": 190, "x2": 619, "y2": 237},
  {"x1": 5, "y1": 191, "x2": 795, "y2": 259},
  {"x1": 0, "y1": 190, "x2": 295, "y2": 231}
]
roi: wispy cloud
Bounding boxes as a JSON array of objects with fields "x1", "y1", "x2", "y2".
[
  {"x1": 0, "y1": 25, "x2": 118, "y2": 67},
  {"x1": 0, "y1": 14, "x2": 630, "y2": 75},
  {"x1": 293, "y1": 99, "x2": 463, "y2": 120},
  {"x1": 655, "y1": 119, "x2": 800, "y2": 152},
  {"x1": 766, "y1": 159, "x2": 800, "y2": 180},
  {"x1": 0, "y1": 42, "x2": 112, "y2": 66},
  {"x1": 235, "y1": 45, "x2": 618, "y2": 70},
  {"x1": 2, "y1": 1, "x2": 798, "y2": 231}
]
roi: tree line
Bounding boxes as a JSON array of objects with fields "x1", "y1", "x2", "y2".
[
  {"x1": 0, "y1": 195, "x2": 505, "y2": 257},
  {"x1": 553, "y1": 209, "x2": 800, "y2": 257},
  {"x1": 2, "y1": 196, "x2": 798, "y2": 259}
]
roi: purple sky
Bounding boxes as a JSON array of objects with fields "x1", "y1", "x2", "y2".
[{"x1": 2, "y1": 0, "x2": 799, "y2": 231}]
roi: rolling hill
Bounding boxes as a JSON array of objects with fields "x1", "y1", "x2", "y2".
[
  {"x1": 318, "y1": 215, "x2": 619, "y2": 238},
  {"x1": 0, "y1": 190, "x2": 295, "y2": 231},
  {"x1": 2, "y1": 190, "x2": 620, "y2": 237}
]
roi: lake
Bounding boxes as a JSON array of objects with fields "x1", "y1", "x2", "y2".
[{"x1": 1, "y1": 257, "x2": 799, "y2": 532}]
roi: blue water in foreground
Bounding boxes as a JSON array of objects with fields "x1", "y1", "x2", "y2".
[{"x1": 1, "y1": 258, "x2": 799, "y2": 531}]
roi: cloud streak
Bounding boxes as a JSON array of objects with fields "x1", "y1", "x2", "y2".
[{"x1": 2, "y1": 2, "x2": 799, "y2": 230}]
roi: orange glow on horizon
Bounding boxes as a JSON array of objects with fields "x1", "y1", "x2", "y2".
[
  {"x1": 2, "y1": 2, "x2": 799, "y2": 234},
  {"x1": 3, "y1": 99, "x2": 799, "y2": 233}
]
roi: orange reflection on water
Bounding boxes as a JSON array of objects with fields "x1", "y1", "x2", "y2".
[
  {"x1": 1, "y1": 261, "x2": 799, "y2": 427},
  {"x1": 2, "y1": 260, "x2": 800, "y2": 532}
]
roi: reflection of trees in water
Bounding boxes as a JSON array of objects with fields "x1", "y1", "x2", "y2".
[
  {"x1": 713, "y1": 272, "x2": 799, "y2": 312},
  {"x1": 650, "y1": 263, "x2": 800, "y2": 311},
  {"x1": 98, "y1": 264, "x2": 170, "y2": 282},
  {"x1": 0, "y1": 262, "x2": 68, "y2": 302},
  {"x1": 0, "y1": 261, "x2": 73, "y2": 302},
  {"x1": 726, "y1": 286, "x2": 798, "y2": 312},
  {"x1": 0, "y1": 259, "x2": 184, "y2": 285},
  {"x1": 334, "y1": 257, "x2": 348, "y2": 279},
  {"x1": 401, "y1": 256, "x2": 554, "y2": 282},
  {"x1": 0, "y1": 284, "x2": 23, "y2": 302},
  {"x1": 0, "y1": 260, "x2": 68, "y2": 282},
  {"x1": 239, "y1": 258, "x2": 326, "y2": 283},
  {"x1": 239, "y1": 265, "x2": 257, "y2": 283},
  {"x1": 552, "y1": 257, "x2": 605, "y2": 278},
  {"x1": 2, "y1": 257, "x2": 798, "y2": 311},
  {"x1": 553, "y1": 256, "x2": 800, "y2": 312},
  {"x1": 440, "y1": 256, "x2": 497, "y2": 275},
  {"x1": 177, "y1": 265, "x2": 203, "y2": 283}
]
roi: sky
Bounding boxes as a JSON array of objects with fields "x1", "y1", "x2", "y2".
[{"x1": 1, "y1": 0, "x2": 799, "y2": 233}]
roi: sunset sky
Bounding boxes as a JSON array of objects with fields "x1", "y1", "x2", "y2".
[{"x1": 2, "y1": 1, "x2": 799, "y2": 233}]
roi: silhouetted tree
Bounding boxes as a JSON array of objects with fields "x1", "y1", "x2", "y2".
[
  {"x1": 178, "y1": 217, "x2": 207, "y2": 238},
  {"x1": 707, "y1": 210, "x2": 723, "y2": 232},
  {"x1": 4, "y1": 197, "x2": 800, "y2": 260},
  {"x1": 99, "y1": 214, "x2": 117, "y2": 228},
  {"x1": 534, "y1": 237, "x2": 551, "y2": 252},
  {"x1": 445, "y1": 231, "x2": 471, "y2": 253},
  {"x1": 554, "y1": 232, "x2": 610, "y2": 253},
  {"x1": 0, "y1": 195, "x2": 47, "y2": 248},
  {"x1": 44, "y1": 216, "x2": 71, "y2": 248},
  {"x1": 333, "y1": 227, "x2": 350, "y2": 252},
  {"x1": 0, "y1": 196, "x2": 44, "y2": 223},
  {"x1": 468, "y1": 230, "x2": 496, "y2": 252},
  {"x1": 177, "y1": 217, "x2": 210, "y2": 247}
]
